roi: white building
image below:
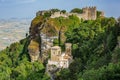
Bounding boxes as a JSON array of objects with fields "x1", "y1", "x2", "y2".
[{"x1": 47, "y1": 43, "x2": 73, "y2": 68}]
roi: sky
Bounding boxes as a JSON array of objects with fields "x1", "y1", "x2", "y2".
[{"x1": 0, "y1": 0, "x2": 120, "y2": 19}]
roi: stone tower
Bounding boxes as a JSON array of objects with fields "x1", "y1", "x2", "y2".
[
  {"x1": 65, "y1": 43, "x2": 72, "y2": 56},
  {"x1": 82, "y1": 7, "x2": 89, "y2": 20},
  {"x1": 82, "y1": 6, "x2": 96, "y2": 20},
  {"x1": 51, "y1": 46, "x2": 61, "y2": 61},
  {"x1": 90, "y1": 6, "x2": 96, "y2": 20}
]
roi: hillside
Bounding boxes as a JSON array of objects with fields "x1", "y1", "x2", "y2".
[{"x1": 0, "y1": 8, "x2": 120, "y2": 80}]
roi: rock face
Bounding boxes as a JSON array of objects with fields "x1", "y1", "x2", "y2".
[
  {"x1": 28, "y1": 16, "x2": 45, "y2": 62},
  {"x1": 28, "y1": 40, "x2": 40, "y2": 62}
]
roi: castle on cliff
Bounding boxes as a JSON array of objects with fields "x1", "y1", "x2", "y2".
[
  {"x1": 36, "y1": 6, "x2": 104, "y2": 20},
  {"x1": 47, "y1": 43, "x2": 73, "y2": 69}
]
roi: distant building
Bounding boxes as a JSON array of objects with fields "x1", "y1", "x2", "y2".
[
  {"x1": 50, "y1": 12, "x2": 68, "y2": 18},
  {"x1": 47, "y1": 43, "x2": 73, "y2": 69},
  {"x1": 36, "y1": 6, "x2": 104, "y2": 20},
  {"x1": 82, "y1": 6, "x2": 97, "y2": 20}
]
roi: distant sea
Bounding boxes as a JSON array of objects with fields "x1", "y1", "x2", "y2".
[{"x1": 0, "y1": 18, "x2": 31, "y2": 51}]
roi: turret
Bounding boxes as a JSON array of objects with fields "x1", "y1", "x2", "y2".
[
  {"x1": 65, "y1": 43, "x2": 72, "y2": 56},
  {"x1": 51, "y1": 46, "x2": 61, "y2": 61},
  {"x1": 89, "y1": 6, "x2": 97, "y2": 20}
]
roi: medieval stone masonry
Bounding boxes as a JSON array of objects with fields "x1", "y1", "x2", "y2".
[
  {"x1": 47, "y1": 43, "x2": 73, "y2": 69},
  {"x1": 36, "y1": 6, "x2": 104, "y2": 20}
]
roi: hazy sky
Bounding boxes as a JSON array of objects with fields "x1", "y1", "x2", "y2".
[{"x1": 0, "y1": 0, "x2": 120, "y2": 19}]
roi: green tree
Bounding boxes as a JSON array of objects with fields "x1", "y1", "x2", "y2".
[
  {"x1": 56, "y1": 69, "x2": 70, "y2": 80},
  {"x1": 97, "y1": 11, "x2": 102, "y2": 17},
  {"x1": 70, "y1": 8, "x2": 83, "y2": 13},
  {"x1": 61, "y1": 10, "x2": 66, "y2": 14},
  {"x1": 51, "y1": 8, "x2": 60, "y2": 13},
  {"x1": 69, "y1": 58, "x2": 84, "y2": 80}
]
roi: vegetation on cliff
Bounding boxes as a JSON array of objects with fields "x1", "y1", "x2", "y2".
[
  {"x1": 0, "y1": 38, "x2": 50, "y2": 80},
  {"x1": 0, "y1": 8, "x2": 120, "y2": 80},
  {"x1": 55, "y1": 17, "x2": 120, "y2": 80},
  {"x1": 0, "y1": 11, "x2": 81, "y2": 80},
  {"x1": 70, "y1": 8, "x2": 83, "y2": 13},
  {"x1": 31, "y1": 15, "x2": 80, "y2": 36}
]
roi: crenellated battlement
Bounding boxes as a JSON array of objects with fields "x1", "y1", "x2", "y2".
[
  {"x1": 82, "y1": 6, "x2": 97, "y2": 20},
  {"x1": 36, "y1": 6, "x2": 104, "y2": 20}
]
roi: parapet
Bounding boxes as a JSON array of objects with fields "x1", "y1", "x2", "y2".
[
  {"x1": 65, "y1": 43, "x2": 72, "y2": 47},
  {"x1": 36, "y1": 6, "x2": 104, "y2": 20}
]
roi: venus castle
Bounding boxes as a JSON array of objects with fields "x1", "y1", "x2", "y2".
[
  {"x1": 28, "y1": 6, "x2": 104, "y2": 68},
  {"x1": 36, "y1": 6, "x2": 104, "y2": 20}
]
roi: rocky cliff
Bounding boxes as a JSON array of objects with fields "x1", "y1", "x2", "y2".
[{"x1": 27, "y1": 12, "x2": 80, "y2": 62}]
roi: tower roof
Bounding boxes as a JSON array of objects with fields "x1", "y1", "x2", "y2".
[{"x1": 51, "y1": 46, "x2": 60, "y2": 49}]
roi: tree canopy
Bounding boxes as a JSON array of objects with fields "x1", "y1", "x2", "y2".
[
  {"x1": 70, "y1": 8, "x2": 83, "y2": 14},
  {"x1": 0, "y1": 11, "x2": 120, "y2": 80}
]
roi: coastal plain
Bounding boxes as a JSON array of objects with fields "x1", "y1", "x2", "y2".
[{"x1": 0, "y1": 19, "x2": 31, "y2": 50}]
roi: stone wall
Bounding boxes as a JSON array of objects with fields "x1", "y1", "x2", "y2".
[
  {"x1": 51, "y1": 46, "x2": 61, "y2": 62},
  {"x1": 50, "y1": 7, "x2": 97, "y2": 20},
  {"x1": 51, "y1": 12, "x2": 68, "y2": 18},
  {"x1": 48, "y1": 43, "x2": 73, "y2": 69},
  {"x1": 82, "y1": 6, "x2": 97, "y2": 20},
  {"x1": 36, "y1": 6, "x2": 101, "y2": 20}
]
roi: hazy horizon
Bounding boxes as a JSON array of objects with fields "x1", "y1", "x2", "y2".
[{"x1": 0, "y1": 0, "x2": 120, "y2": 19}]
